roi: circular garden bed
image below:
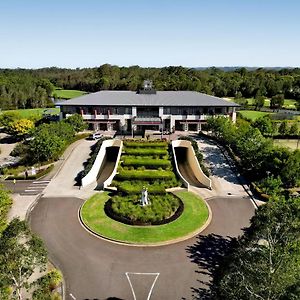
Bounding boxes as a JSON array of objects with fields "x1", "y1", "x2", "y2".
[
  {"x1": 80, "y1": 190, "x2": 210, "y2": 245},
  {"x1": 105, "y1": 193, "x2": 184, "y2": 225}
]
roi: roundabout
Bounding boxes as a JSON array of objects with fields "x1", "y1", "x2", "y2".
[{"x1": 80, "y1": 189, "x2": 210, "y2": 245}]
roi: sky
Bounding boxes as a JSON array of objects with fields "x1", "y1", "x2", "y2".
[{"x1": 0, "y1": 0, "x2": 299, "y2": 68}]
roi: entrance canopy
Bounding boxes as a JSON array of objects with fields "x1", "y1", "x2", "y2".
[{"x1": 133, "y1": 117, "x2": 162, "y2": 125}]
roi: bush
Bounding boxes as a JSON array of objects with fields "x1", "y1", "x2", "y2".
[
  {"x1": 124, "y1": 140, "x2": 168, "y2": 148},
  {"x1": 124, "y1": 148, "x2": 168, "y2": 156},
  {"x1": 114, "y1": 181, "x2": 167, "y2": 195},
  {"x1": 122, "y1": 157, "x2": 171, "y2": 169},
  {"x1": 116, "y1": 169, "x2": 176, "y2": 181},
  {"x1": 108, "y1": 193, "x2": 181, "y2": 224}
]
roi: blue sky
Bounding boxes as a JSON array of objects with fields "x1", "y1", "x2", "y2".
[{"x1": 0, "y1": 0, "x2": 299, "y2": 68}]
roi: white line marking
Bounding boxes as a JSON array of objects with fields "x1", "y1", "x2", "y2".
[
  {"x1": 24, "y1": 189, "x2": 40, "y2": 192},
  {"x1": 27, "y1": 186, "x2": 46, "y2": 189},
  {"x1": 32, "y1": 181, "x2": 50, "y2": 184},
  {"x1": 125, "y1": 272, "x2": 160, "y2": 300},
  {"x1": 69, "y1": 293, "x2": 76, "y2": 300}
]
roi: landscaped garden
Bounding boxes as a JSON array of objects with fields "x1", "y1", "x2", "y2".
[
  {"x1": 80, "y1": 139, "x2": 210, "y2": 244},
  {"x1": 81, "y1": 190, "x2": 209, "y2": 244}
]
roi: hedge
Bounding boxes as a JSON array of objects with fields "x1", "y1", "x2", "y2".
[
  {"x1": 116, "y1": 169, "x2": 176, "y2": 181},
  {"x1": 124, "y1": 148, "x2": 168, "y2": 156},
  {"x1": 5, "y1": 164, "x2": 54, "y2": 180},
  {"x1": 122, "y1": 157, "x2": 171, "y2": 169},
  {"x1": 124, "y1": 141, "x2": 168, "y2": 148},
  {"x1": 113, "y1": 181, "x2": 167, "y2": 194}
]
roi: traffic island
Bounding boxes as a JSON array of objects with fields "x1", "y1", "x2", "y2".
[{"x1": 79, "y1": 189, "x2": 211, "y2": 246}]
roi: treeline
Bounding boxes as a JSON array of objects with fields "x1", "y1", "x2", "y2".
[
  {"x1": 1, "y1": 65, "x2": 300, "y2": 109},
  {"x1": 33, "y1": 65, "x2": 300, "y2": 101},
  {"x1": 0, "y1": 70, "x2": 54, "y2": 110}
]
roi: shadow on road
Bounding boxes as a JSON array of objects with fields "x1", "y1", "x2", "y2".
[{"x1": 185, "y1": 234, "x2": 236, "y2": 300}]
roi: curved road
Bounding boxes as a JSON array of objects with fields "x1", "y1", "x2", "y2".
[{"x1": 30, "y1": 195, "x2": 254, "y2": 300}]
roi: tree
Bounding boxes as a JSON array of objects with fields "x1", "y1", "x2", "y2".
[
  {"x1": 0, "y1": 185, "x2": 12, "y2": 233},
  {"x1": 289, "y1": 122, "x2": 299, "y2": 136},
  {"x1": 270, "y1": 94, "x2": 284, "y2": 109},
  {"x1": 253, "y1": 116, "x2": 274, "y2": 136},
  {"x1": 212, "y1": 197, "x2": 300, "y2": 300},
  {"x1": 65, "y1": 114, "x2": 87, "y2": 132},
  {"x1": 278, "y1": 120, "x2": 288, "y2": 135},
  {"x1": 7, "y1": 119, "x2": 34, "y2": 136},
  {"x1": 254, "y1": 94, "x2": 265, "y2": 110},
  {"x1": 29, "y1": 128, "x2": 65, "y2": 163},
  {"x1": 281, "y1": 150, "x2": 300, "y2": 187},
  {"x1": 0, "y1": 218, "x2": 47, "y2": 300}
]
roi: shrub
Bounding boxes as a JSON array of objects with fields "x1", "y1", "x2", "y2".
[
  {"x1": 109, "y1": 193, "x2": 181, "y2": 224},
  {"x1": 124, "y1": 148, "x2": 168, "y2": 156},
  {"x1": 124, "y1": 140, "x2": 168, "y2": 148},
  {"x1": 122, "y1": 157, "x2": 171, "y2": 169},
  {"x1": 116, "y1": 169, "x2": 176, "y2": 181}
]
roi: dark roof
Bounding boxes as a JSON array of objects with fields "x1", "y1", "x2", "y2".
[{"x1": 57, "y1": 90, "x2": 239, "y2": 107}]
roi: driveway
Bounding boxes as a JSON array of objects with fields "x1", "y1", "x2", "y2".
[{"x1": 30, "y1": 195, "x2": 254, "y2": 300}]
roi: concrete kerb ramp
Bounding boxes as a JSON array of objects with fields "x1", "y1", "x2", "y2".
[
  {"x1": 81, "y1": 139, "x2": 123, "y2": 189},
  {"x1": 172, "y1": 140, "x2": 212, "y2": 190}
]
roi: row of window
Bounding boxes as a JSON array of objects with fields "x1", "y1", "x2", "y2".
[{"x1": 62, "y1": 106, "x2": 230, "y2": 115}]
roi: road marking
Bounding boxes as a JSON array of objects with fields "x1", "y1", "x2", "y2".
[
  {"x1": 69, "y1": 293, "x2": 76, "y2": 300},
  {"x1": 32, "y1": 181, "x2": 50, "y2": 184},
  {"x1": 24, "y1": 189, "x2": 40, "y2": 192},
  {"x1": 125, "y1": 272, "x2": 159, "y2": 300}
]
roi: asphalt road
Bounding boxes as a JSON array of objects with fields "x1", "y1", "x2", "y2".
[
  {"x1": 29, "y1": 195, "x2": 255, "y2": 300},
  {"x1": 2, "y1": 180, "x2": 34, "y2": 193}
]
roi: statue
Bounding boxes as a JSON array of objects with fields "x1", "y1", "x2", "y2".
[{"x1": 141, "y1": 187, "x2": 149, "y2": 206}]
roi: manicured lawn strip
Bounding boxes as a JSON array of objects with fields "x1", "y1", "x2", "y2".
[
  {"x1": 122, "y1": 157, "x2": 171, "y2": 168},
  {"x1": 81, "y1": 190, "x2": 209, "y2": 244},
  {"x1": 116, "y1": 169, "x2": 175, "y2": 180},
  {"x1": 53, "y1": 89, "x2": 87, "y2": 99},
  {"x1": 238, "y1": 110, "x2": 271, "y2": 121},
  {"x1": 2, "y1": 108, "x2": 60, "y2": 118},
  {"x1": 124, "y1": 148, "x2": 168, "y2": 156}
]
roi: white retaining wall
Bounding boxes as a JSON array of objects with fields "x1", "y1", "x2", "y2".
[
  {"x1": 172, "y1": 140, "x2": 212, "y2": 190},
  {"x1": 81, "y1": 139, "x2": 123, "y2": 188}
]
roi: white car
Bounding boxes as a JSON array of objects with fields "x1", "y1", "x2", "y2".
[{"x1": 91, "y1": 132, "x2": 102, "y2": 140}]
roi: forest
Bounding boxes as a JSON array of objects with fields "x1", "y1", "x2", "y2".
[{"x1": 1, "y1": 65, "x2": 300, "y2": 110}]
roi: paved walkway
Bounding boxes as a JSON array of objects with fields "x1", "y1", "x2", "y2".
[{"x1": 43, "y1": 139, "x2": 97, "y2": 199}]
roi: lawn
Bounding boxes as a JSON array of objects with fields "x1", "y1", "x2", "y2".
[
  {"x1": 273, "y1": 139, "x2": 299, "y2": 150},
  {"x1": 224, "y1": 97, "x2": 297, "y2": 109},
  {"x1": 237, "y1": 110, "x2": 271, "y2": 121},
  {"x1": 80, "y1": 190, "x2": 209, "y2": 244},
  {"x1": 2, "y1": 107, "x2": 60, "y2": 119},
  {"x1": 53, "y1": 89, "x2": 87, "y2": 99}
]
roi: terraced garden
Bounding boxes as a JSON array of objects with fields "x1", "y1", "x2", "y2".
[
  {"x1": 109, "y1": 139, "x2": 181, "y2": 224},
  {"x1": 80, "y1": 139, "x2": 210, "y2": 244}
]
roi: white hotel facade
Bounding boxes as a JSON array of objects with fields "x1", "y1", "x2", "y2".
[{"x1": 57, "y1": 83, "x2": 239, "y2": 133}]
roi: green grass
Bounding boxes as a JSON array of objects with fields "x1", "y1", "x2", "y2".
[
  {"x1": 225, "y1": 97, "x2": 297, "y2": 109},
  {"x1": 2, "y1": 108, "x2": 60, "y2": 119},
  {"x1": 81, "y1": 190, "x2": 209, "y2": 244},
  {"x1": 273, "y1": 139, "x2": 299, "y2": 150},
  {"x1": 53, "y1": 89, "x2": 87, "y2": 99},
  {"x1": 237, "y1": 110, "x2": 271, "y2": 121}
]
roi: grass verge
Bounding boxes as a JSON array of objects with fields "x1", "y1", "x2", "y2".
[{"x1": 80, "y1": 190, "x2": 209, "y2": 244}]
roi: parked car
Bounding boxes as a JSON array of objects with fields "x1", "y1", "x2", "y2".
[{"x1": 89, "y1": 132, "x2": 103, "y2": 140}]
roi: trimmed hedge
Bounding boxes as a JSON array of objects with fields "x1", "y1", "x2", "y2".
[
  {"x1": 124, "y1": 141, "x2": 168, "y2": 148},
  {"x1": 124, "y1": 148, "x2": 168, "y2": 156},
  {"x1": 113, "y1": 181, "x2": 167, "y2": 195},
  {"x1": 122, "y1": 157, "x2": 171, "y2": 169},
  {"x1": 116, "y1": 169, "x2": 176, "y2": 181}
]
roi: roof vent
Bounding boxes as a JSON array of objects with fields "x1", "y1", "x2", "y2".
[{"x1": 138, "y1": 80, "x2": 156, "y2": 94}]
